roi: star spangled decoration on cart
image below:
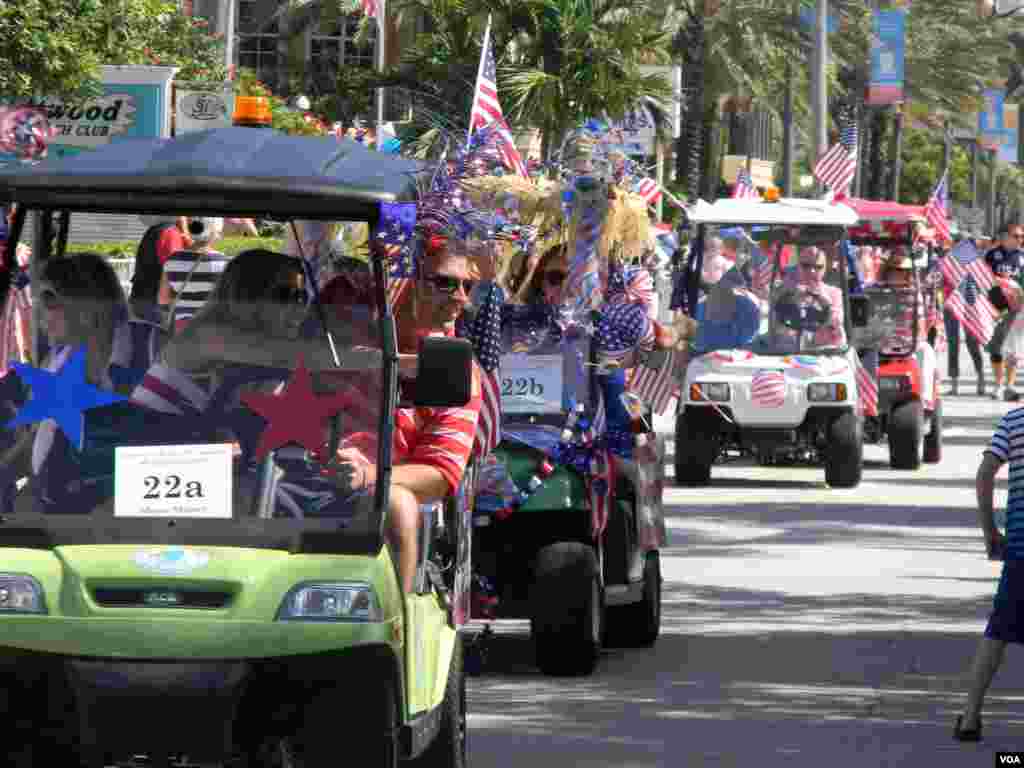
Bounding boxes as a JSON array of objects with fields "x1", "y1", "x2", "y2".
[
  {"x1": 594, "y1": 299, "x2": 655, "y2": 372},
  {"x1": 6, "y1": 347, "x2": 126, "y2": 449},
  {"x1": 0, "y1": 107, "x2": 55, "y2": 164}
]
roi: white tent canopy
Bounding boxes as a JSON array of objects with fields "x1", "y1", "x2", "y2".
[{"x1": 687, "y1": 198, "x2": 859, "y2": 228}]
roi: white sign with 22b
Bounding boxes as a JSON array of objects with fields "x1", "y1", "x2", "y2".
[
  {"x1": 500, "y1": 355, "x2": 564, "y2": 414},
  {"x1": 114, "y1": 443, "x2": 234, "y2": 519}
]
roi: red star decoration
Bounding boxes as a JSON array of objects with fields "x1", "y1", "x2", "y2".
[{"x1": 240, "y1": 356, "x2": 354, "y2": 460}]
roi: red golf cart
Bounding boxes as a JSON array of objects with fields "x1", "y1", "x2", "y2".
[{"x1": 847, "y1": 198, "x2": 944, "y2": 469}]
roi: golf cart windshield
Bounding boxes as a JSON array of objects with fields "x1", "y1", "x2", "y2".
[
  {"x1": 0, "y1": 127, "x2": 428, "y2": 554},
  {"x1": 856, "y1": 286, "x2": 920, "y2": 357},
  {"x1": 697, "y1": 224, "x2": 851, "y2": 357}
]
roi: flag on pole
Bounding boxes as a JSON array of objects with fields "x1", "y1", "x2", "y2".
[
  {"x1": 635, "y1": 177, "x2": 663, "y2": 205},
  {"x1": 469, "y1": 16, "x2": 529, "y2": 178},
  {"x1": 813, "y1": 117, "x2": 858, "y2": 196},
  {"x1": 924, "y1": 171, "x2": 952, "y2": 244},
  {"x1": 942, "y1": 240, "x2": 998, "y2": 347},
  {"x1": 750, "y1": 244, "x2": 773, "y2": 295},
  {"x1": 732, "y1": 168, "x2": 759, "y2": 199},
  {"x1": 629, "y1": 350, "x2": 678, "y2": 416},
  {"x1": 855, "y1": 353, "x2": 878, "y2": 418},
  {"x1": 466, "y1": 283, "x2": 502, "y2": 458}
]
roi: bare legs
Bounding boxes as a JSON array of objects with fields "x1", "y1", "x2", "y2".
[
  {"x1": 387, "y1": 485, "x2": 421, "y2": 594},
  {"x1": 960, "y1": 636, "x2": 1007, "y2": 729}
]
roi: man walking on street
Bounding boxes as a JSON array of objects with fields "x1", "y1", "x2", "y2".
[
  {"x1": 984, "y1": 225, "x2": 1024, "y2": 399},
  {"x1": 955, "y1": 406, "x2": 1024, "y2": 742}
]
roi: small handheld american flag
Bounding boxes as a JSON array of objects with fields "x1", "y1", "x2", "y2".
[
  {"x1": 924, "y1": 171, "x2": 951, "y2": 244},
  {"x1": 469, "y1": 16, "x2": 528, "y2": 179}
]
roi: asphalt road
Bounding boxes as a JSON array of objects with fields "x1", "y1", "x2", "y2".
[{"x1": 466, "y1": 357, "x2": 1024, "y2": 767}]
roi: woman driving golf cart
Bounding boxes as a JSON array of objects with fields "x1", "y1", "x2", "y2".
[{"x1": 770, "y1": 246, "x2": 846, "y2": 351}]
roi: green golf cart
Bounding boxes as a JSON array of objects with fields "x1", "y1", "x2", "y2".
[{"x1": 0, "y1": 128, "x2": 472, "y2": 767}]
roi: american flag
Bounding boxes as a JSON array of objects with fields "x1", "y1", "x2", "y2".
[
  {"x1": 469, "y1": 17, "x2": 529, "y2": 179},
  {"x1": 732, "y1": 168, "x2": 758, "y2": 199},
  {"x1": 635, "y1": 177, "x2": 662, "y2": 205},
  {"x1": 943, "y1": 241, "x2": 998, "y2": 347},
  {"x1": 595, "y1": 301, "x2": 655, "y2": 370},
  {"x1": 855, "y1": 352, "x2": 878, "y2": 418},
  {"x1": 629, "y1": 349, "x2": 678, "y2": 416},
  {"x1": 813, "y1": 117, "x2": 858, "y2": 196},
  {"x1": 376, "y1": 202, "x2": 418, "y2": 310},
  {"x1": 361, "y1": 0, "x2": 380, "y2": 22},
  {"x1": 751, "y1": 369, "x2": 786, "y2": 408},
  {"x1": 589, "y1": 447, "x2": 613, "y2": 539},
  {"x1": 924, "y1": 171, "x2": 952, "y2": 244},
  {"x1": 466, "y1": 282, "x2": 502, "y2": 458}
]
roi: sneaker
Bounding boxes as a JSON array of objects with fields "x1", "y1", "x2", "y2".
[
  {"x1": 948, "y1": 380, "x2": 959, "y2": 397},
  {"x1": 1007, "y1": 387, "x2": 1021, "y2": 402},
  {"x1": 978, "y1": 377, "x2": 987, "y2": 397},
  {"x1": 993, "y1": 385, "x2": 1006, "y2": 401}
]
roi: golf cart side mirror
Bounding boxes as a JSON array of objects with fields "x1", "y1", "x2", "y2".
[
  {"x1": 850, "y1": 295, "x2": 872, "y2": 328},
  {"x1": 409, "y1": 336, "x2": 474, "y2": 408}
]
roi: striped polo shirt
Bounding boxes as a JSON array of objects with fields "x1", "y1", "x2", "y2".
[
  {"x1": 987, "y1": 407, "x2": 1024, "y2": 559},
  {"x1": 164, "y1": 249, "x2": 231, "y2": 325}
]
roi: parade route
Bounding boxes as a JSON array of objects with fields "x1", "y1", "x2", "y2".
[{"x1": 466, "y1": 366, "x2": 1024, "y2": 767}]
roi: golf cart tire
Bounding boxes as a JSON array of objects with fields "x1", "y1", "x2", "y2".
[
  {"x1": 923, "y1": 398, "x2": 943, "y2": 464},
  {"x1": 293, "y1": 677, "x2": 399, "y2": 767},
  {"x1": 674, "y1": 408, "x2": 714, "y2": 486},
  {"x1": 531, "y1": 542, "x2": 603, "y2": 676},
  {"x1": 889, "y1": 399, "x2": 923, "y2": 470},
  {"x1": 605, "y1": 551, "x2": 662, "y2": 648},
  {"x1": 410, "y1": 636, "x2": 467, "y2": 768},
  {"x1": 825, "y1": 411, "x2": 862, "y2": 489}
]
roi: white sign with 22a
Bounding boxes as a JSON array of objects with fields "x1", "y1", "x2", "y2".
[{"x1": 114, "y1": 443, "x2": 234, "y2": 519}]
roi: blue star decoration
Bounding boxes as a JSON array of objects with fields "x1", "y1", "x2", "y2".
[{"x1": 7, "y1": 346, "x2": 126, "y2": 449}]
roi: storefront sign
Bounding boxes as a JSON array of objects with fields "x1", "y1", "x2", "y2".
[
  {"x1": 175, "y1": 83, "x2": 234, "y2": 134},
  {"x1": 1, "y1": 65, "x2": 175, "y2": 161}
]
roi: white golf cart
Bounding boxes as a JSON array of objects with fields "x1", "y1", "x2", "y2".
[{"x1": 674, "y1": 198, "x2": 867, "y2": 488}]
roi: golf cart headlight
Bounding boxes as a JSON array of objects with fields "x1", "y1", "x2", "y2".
[
  {"x1": 690, "y1": 382, "x2": 731, "y2": 402},
  {"x1": 807, "y1": 383, "x2": 847, "y2": 402},
  {"x1": 277, "y1": 582, "x2": 380, "y2": 622},
  {"x1": 0, "y1": 573, "x2": 46, "y2": 614},
  {"x1": 879, "y1": 375, "x2": 910, "y2": 393}
]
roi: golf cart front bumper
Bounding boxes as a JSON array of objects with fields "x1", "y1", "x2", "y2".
[
  {"x1": 684, "y1": 404, "x2": 855, "y2": 455},
  {"x1": 0, "y1": 644, "x2": 400, "y2": 765}
]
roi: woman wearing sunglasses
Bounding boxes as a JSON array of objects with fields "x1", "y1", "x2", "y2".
[{"x1": 1, "y1": 252, "x2": 166, "y2": 514}]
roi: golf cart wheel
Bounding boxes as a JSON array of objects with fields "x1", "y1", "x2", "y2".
[
  {"x1": 410, "y1": 636, "x2": 467, "y2": 768},
  {"x1": 605, "y1": 551, "x2": 662, "y2": 648},
  {"x1": 825, "y1": 411, "x2": 862, "y2": 489},
  {"x1": 531, "y1": 542, "x2": 603, "y2": 676},
  {"x1": 923, "y1": 398, "x2": 943, "y2": 464},
  {"x1": 889, "y1": 399, "x2": 923, "y2": 470},
  {"x1": 674, "y1": 408, "x2": 714, "y2": 486},
  {"x1": 292, "y1": 678, "x2": 399, "y2": 767}
]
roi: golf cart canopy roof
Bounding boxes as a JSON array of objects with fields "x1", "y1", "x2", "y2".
[
  {"x1": 687, "y1": 197, "x2": 859, "y2": 227},
  {"x1": 0, "y1": 127, "x2": 426, "y2": 220},
  {"x1": 844, "y1": 198, "x2": 928, "y2": 244}
]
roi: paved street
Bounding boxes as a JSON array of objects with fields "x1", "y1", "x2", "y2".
[{"x1": 467, "y1": 351, "x2": 1024, "y2": 767}]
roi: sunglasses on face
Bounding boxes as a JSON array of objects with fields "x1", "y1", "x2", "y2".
[
  {"x1": 799, "y1": 262, "x2": 826, "y2": 271},
  {"x1": 544, "y1": 270, "x2": 568, "y2": 287},
  {"x1": 425, "y1": 274, "x2": 476, "y2": 296}
]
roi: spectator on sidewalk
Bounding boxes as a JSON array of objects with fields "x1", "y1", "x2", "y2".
[
  {"x1": 955, "y1": 406, "x2": 1024, "y2": 742},
  {"x1": 163, "y1": 217, "x2": 229, "y2": 333},
  {"x1": 984, "y1": 224, "x2": 1024, "y2": 400}
]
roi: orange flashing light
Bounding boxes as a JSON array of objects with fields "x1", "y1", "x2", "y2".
[{"x1": 233, "y1": 96, "x2": 272, "y2": 128}]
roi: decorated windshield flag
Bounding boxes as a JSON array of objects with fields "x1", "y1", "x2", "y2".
[
  {"x1": 469, "y1": 16, "x2": 528, "y2": 179},
  {"x1": 732, "y1": 168, "x2": 758, "y2": 199},
  {"x1": 377, "y1": 202, "x2": 418, "y2": 309},
  {"x1": 855, "y1": 352, "x2": 878, "y2": 418},
  {"x1": 924, "y1": 171, "x2": 951, "y2": 244},
  {"x1": 813, "y1": 115, "x2": 858, "y2": 196},
  {"x1": 635, "y1": 177, "x2": 663, "y2": 205},
  {"x1": 466, "y1": 282, "x2": 502, "y2": 458}
]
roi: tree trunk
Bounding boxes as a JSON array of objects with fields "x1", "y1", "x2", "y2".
[
  {"x1": 867, "y1": 110, "x2": 887, "y2": 200},
  {"x1": 676, "y1": 9, "x2": 706, "y2": 200},
  {"x1": 888, "y1": 108, "x2": 904, "y2": 201}
]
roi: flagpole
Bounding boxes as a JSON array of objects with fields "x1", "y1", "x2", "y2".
[
  {"x1": 375, "y1": 0, "x2": 387, "y2": 151},
  {"x1": 469, "y1": 15, "x2": 494, "y2": 145}
]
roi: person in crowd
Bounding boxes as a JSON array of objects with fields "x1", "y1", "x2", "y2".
[
  {"x1": 693, "y1": 266, "x2": 760, "y2": 355},
  {"x1": 163, "y1": 217, "x2": 230, "y2": 333},
  {"x1": 0, "y1": 253, "x2": 164, "y2": 514},
  {"x1": 130, "y1": 215, "x2": 190, "y2": 323},
  {"x1": 984, "y1": 224, "x2": 1024, "y2": 400},
  {"x1": 954, "y1": 406, "x2": 1024, "y2": 742},
  {"x1": 701, "y1": 236, "x2": 733, "y2": 287}
]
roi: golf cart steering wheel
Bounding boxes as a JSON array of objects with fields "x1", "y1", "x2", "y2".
[
  {"x1": 774, "y1": 288, "x2": 832, "y2": 334},
  {"x1": 203, "y1": 364, "x2": 343, "y2": 466}
]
